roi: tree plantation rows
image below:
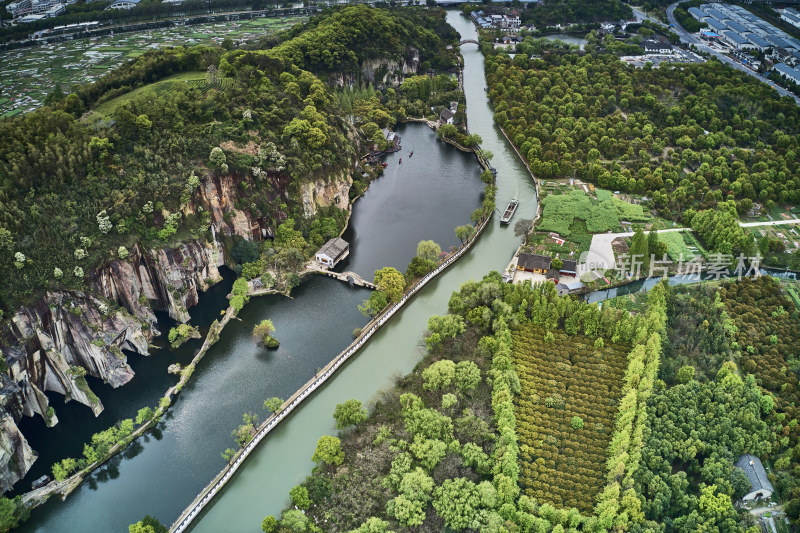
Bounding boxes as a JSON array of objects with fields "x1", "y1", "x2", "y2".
[
  {"x1": 485, "y1": 40, "x2": 800, "y2": 255},
  {"x1": 512, "y1": 326, "x2": 628, "y2": 513},
  {"x1": 263, "y1": 273, "x2": 678, "y2": 533},
  {"x1": 719, "y1": 278, "x2": 800, "y2": 523}
]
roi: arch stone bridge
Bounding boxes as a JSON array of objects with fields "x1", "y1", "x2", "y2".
[
  {"x1": 306, "y1": 265, "x2": 376, "y2": 289},
  {"x1": 459, "y1": 39, "x2": 480, "y2": 46}
]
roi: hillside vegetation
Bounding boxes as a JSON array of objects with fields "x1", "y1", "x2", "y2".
[
  {"x1": 486, "y1": 40, "x2": 800, "y2": 255},
  {"x1": 0, "y1": 6, "x2": 457, "y2": 312},
  {"x1": 266, "y1": 275, "x2": 671, "y2": 532}
]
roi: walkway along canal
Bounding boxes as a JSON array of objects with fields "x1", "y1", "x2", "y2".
[
  {"x1": 172, "y1": 206, "x2": 492, "y2": 533},
  {"x1": 187, "y1": 10, "x2": 542, "y2": 532},
  {"x1": 16, "y1": 125, "x2": 483, "y2": 531}
]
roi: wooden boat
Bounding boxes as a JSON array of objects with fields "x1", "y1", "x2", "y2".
[
  {"x1": 381, "y1": 163, "x2": 388, "y2": 168},
  {"x1": 399, "y1": 158, "x2": 402, "y2": 164},
  {"x1": 500, "y1": 198, "x2": 518, "y2": 225},
  {"x1": 409, "y1": 151, "x2": 413, "y2": 157}
]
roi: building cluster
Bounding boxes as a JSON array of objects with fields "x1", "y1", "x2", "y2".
[
  {"x1": 689, "y1": 3, "x2": 800, "y2": 57},
  {"x1": 781, "y1": 8, "x2": 800, "y2": 30},
  {"x1": 6, "y1": 0, "x2": 145, "y2": 23},
  {"x1": 470, "y1": 10, "x2": 522, "y2": 33},
  {"x1": 6, "y1": 0, "x2": 70, "y2": 23}
]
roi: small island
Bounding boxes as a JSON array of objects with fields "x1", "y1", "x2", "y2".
[{"x1": 252, "y1": 320, "x2": 279, "y2": 349}]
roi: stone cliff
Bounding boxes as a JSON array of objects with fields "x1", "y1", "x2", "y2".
[
  {"x1": 0, "y1": 171, "x2": 350, "y2": 492},
  {"x1": 300, "y1": 172, "x2": 352, "y2": 217},
  {"x1": 330, "y1": 50, "x2": 421, "y2": 88}
]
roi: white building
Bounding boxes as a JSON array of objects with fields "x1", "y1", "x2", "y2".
[
  {"x1": 107, "y1": 0, "x2": 141, "y2": 9},
  {"x1": 315, "y1": 238, "x2": 349, "y2": 268},
  {"x1": 774, "y1": 62, "x2": 800, "y2": 85},
  {"x1": 782, "y1": 8, "x2": 800, "y2": 29}
]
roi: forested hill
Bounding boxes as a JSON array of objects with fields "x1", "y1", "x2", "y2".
[
  {"x1": 0, "y1": 6, "x2": 454, "y2": 313},
  {"x1": 264, "y1": 6, "x2": 459, "y2": 74}
]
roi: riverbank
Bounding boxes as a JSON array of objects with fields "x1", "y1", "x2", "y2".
[{"x1": 170, "y1": 205, "x2": 494, "y2": 533}]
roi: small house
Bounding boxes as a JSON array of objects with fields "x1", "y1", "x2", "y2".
[
  {"x1": 315, "y1": 238, "x2": 349, "y2": 268},
  {"x1": 556, "y1": 280, "x2": 585, "y2": 296},
  {"x1": 439, "y1": 109, "x2": 455, "y2": 125},
  {"x1": 735, "y1": 454, "x2": 775, "y2": 502},
  {"x1": 517, "y1": 253, "x2": 551, "y2": 274},
  {"x1": 560, "y1": 260, "x2": 577, "y2": 277}
]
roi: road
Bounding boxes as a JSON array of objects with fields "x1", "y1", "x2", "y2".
[
  {"x1": 664, "y1": 1, "x2": 800, "y2": 105},
  {"x1": 586, "y1": 218, "x2": 800, "y2": 271},
  {"x1": 741, "y1": 218, "x2": 800, "y2": 227}
]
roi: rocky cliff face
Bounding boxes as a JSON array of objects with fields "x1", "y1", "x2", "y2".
[
  {"x1": 0, "y1": 378, "x2": 36, "y2": 493},
  {"x1": 300, "y1": 172, "x2": 352, "y2": 217},
  {"x1": 330, "y1": 49, "x2": 421, "y2": 88},
  {"x1": 0, "y1": 169, "x2": 348, "y2": 492}
]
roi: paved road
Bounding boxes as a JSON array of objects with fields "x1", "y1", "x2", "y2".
[
  {"x1": 665, "y1": 1, "x2": 800, "y2": 104},
  {"x1": 585, "y1": 218, "x2": 799, "y2": 270},
  {"x1": 741, "y1": 218, "x2": 800, "y2": 227}
]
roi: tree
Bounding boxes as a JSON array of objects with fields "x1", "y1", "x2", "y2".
[
  {"x1": 422, "y1": 360, "x2": 456, "y2": 390},
  {"x1": 128, "y1": 516, "x2": 167, "y2": 533},
  {"x1": 135, "y1": 407, "x2": 154, "y2": 425},
  {"x1": 312, "y1": 435, "x2": 344, "y2": 466},
  {"x1": 209, "y1": 147, "x2": 228, "y2": 174},
  {"x1": 514, "y1": 218, "x2": 534, "y2": 244},
  {"x1": 264, "y1": 397, "x2": 283, "y2": 413},
  {"x1": 425, "y1": 314, "x2": 466, "y2": 349},
  {"x1": 416, "y1": 240, "x2": 441, "y2": 262},
  {"x1": 333, "y1": 399, "x2": 367, "y2": 428},
  {"x1": 261, "y1": 515, "x2": 278, "y2": 533},
  {"x1": 232, "y1": 239, "x2": 259, "y2": 265},
  {"x1": 252, "y1": 320, "x2": 279, "y2": 348},
  {"x1": 676, "y1": 365, "x2": 696, "y2": 384},
  {"x1": 432, "y1": 477, "x2": 481, "y2": 530},
  {"x1": 289, "y1": 485, "x2": 311, "y2": 510},
  {"x1": 454, "y1": 361, "x2": 481, "y2": 391},
  {"x1": 455, "y1": 225, "x2": 475, "y2": 244},
  {"x1": 280, "y1": 509, "x2": 310, "y2": 533},
  {"x1": 551, "y1": 257, "x2": 563, "y2": 270},
  {"x1": 373, "y1": 267, "x2": 405, "y2": 303},
  {"x1": 358, "y1": 290, "x2": 388, "y2": 317},
  {"x1": 571, "y1": 416, "x2": 584, "y2": 429}
]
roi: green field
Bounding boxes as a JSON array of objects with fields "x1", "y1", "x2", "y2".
[
  {"x1": 0, "y1": 16, "x2": 303, "y2": 116},
  {"x1": 93, "y1": 71, "x2": 234, "y2": 116},
  {"x1": 658, "y1": 231, "x2": 694, "y2": 261}
]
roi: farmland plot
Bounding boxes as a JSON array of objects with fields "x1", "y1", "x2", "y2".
[{"x1": 511, "y1": 325, "x2": 629, "y2": 513}]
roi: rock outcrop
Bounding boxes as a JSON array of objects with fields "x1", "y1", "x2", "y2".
[
  {"x1": 300, "y1": 172, "x2": 353, "y2": 217},
  {"x1": 0, "y1": 378, "x2": 36, "y2": 493},
  {"x1": 93, "y1": 240, "x2": 223, "y2": 324},
  {"x1": 329, "y1": 50, "x2": 421, "y2": 88},
  {"x1": 0, "y1": 168, "x2": 345, "y2": 492}
]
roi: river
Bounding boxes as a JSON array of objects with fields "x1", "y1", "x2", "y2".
[
  {"x1": 16, "y1": 122, "x2": 483, "y2": 529},
  {"x1": 187, "y1": 10, "x2": 539, "y2": 532}
]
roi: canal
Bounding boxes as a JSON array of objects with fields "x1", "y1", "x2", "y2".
[
  {"x1": 187, "y1": 10, "x2": 539, "y2": 532},
  {"x1": 16, "y1": 127, "x2": 483, "y2": 529}
]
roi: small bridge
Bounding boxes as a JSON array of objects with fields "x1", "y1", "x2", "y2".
[
  {"x1": 307, "y1": 266, "x2": 376, "y2": 290},
  {"x1": 460, "y1": 39, "x2": 480, "y2": 46}
]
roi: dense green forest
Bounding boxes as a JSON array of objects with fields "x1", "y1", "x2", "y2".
[
  {"x1": 518, "y1": 0, "x2": 632, "y2": 28},
  {"x1": 485, "y1": 40, "x2": 800, "y2": 255},
  {"x1": 0, "y1": 6, "x2": 458, "y2": 313},
  {"x1": 265, "y1": 274, "x2": 674, "y2": 532}
]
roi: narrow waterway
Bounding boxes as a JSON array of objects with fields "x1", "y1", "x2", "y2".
[
  {"x1": 188, "y1": 11, "x2": 539, "y2": 532},
  {"x1": 16, "y1": 122, "x2": 482, "y2": 531}
]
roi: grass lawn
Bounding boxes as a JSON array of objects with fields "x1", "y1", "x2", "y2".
[
  {"x1": 659, "y1": 231, "x2": 694, "y2": 261},
  {"x1": 93, "y1": 71, "x2": 213, "y2": 116}
]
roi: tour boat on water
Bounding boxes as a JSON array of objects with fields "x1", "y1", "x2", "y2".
[{"x1": 500, "y1": 198, "x2": 519, "y2": 225}]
